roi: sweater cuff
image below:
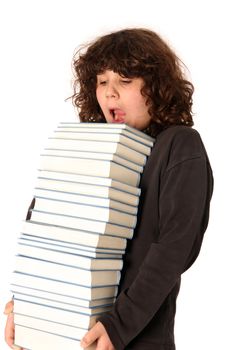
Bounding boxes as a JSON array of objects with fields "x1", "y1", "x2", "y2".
[{"x1": 98, "y1": 313, "x2": 125, "y2": 350}]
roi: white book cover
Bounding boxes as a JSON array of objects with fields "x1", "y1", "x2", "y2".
[
  {"x1": 29, "y1": 210, "x2": 134, "y2": 239},
  {"x1": 14, "y1": 325, "x2": 95, "y2": 350},
  {"x1": 17, "y1": 240, "x2": 123, "y2": 270},
  {"x1": 14, "y1": 255, "x2": 121, "y2": 286},
  {"x1": 33, "y1": 196, "x2": 137, "y2": 228},
  {"x1": 39, "y1": 155, "x2": 140, "y2": 187},
  {"x1": 46, "y1": 137, "x2": 147, "y2": 166},
  {"x1": 11, "y1": 285, "x2": 115, "y2": 308},
  {"x1": 19, "y1": 233, "x2": 125, "y2": 257},
  {"x1": 42, "y1": 149, "x2": 143, "y2": 173},
  {"x1": 13, "y1": 294, "x2": 113, "y2": 315},
  {"x1": 14, "y1": 298, "x2": 98, "y2": 329},
  {"x1": 37, "y1": 170, "x2": 141, "y2": 196},
  {"x1": 58, "y1": 122, "x2": 155, "y2": 144},
  {"x1": 36, "y1": 174, "x2": 140, "y2": 206},
  {"x1": 53, "y1": 130, "x2": 152, "y2": 155},
  {"x1": 12, "y1": 272, "x2": 118, "y2": 300},
  {"x1": 33, "y1": 187, "x2": 138, "y2": 215},
  {"x1": 21, "y1": 221, "x2": 127, "y2": 250},
  {"x1": 14, "y1": 314, "x2": 89, "y2": 341}
]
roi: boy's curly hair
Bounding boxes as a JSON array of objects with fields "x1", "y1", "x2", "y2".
[{"x1": 72, "y1": 28, "x2": 194, "y2": 136}]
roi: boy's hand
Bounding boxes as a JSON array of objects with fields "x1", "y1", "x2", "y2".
[
  {"x1": 81, "y1": 321, "x2": 115, "y2": 350},
  {"x1": 4, "y1": 300, "x2": 22, "y2": 350}
]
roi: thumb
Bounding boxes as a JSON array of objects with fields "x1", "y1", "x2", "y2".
[
  {"x1": 80, "y1": 323, "x2": 100, "y2": 348},
  {"x1": 4, "y1": 300, "x2": 14, "y2": 315}
]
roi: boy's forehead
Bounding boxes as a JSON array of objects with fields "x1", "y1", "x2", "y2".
[
  {"x1": 96, "y1": 64, "x2": 139, "y2": 77},
  {"x1": 96, "y1": 69, "x2": 138, "y2": 79},
  {"x1": 93, "y1": 51, "x2": 144, "y2": 78}
]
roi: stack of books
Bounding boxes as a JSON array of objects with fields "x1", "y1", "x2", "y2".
[{"x1": 11, "y1": 122, "x2": 155, "y2": 350}]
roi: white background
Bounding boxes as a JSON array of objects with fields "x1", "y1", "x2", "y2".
[{"x1": 0, "y1": 0, "x2": 232, "y2": 349}]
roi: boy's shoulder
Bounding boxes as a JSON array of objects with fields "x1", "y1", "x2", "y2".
[
  {"x1": 154, "y1": 125, "x2": 207, "y2": 169},
  {"x1": 157, "y1": 125, "x2": 202, "y2": 149},
  {"x1": 158, "y1": 125, "x2": 200, "y2": 140}
]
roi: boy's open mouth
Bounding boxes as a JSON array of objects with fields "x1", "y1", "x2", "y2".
[{"x1": 109, "y1": 109, "x2": 125, "y2": 123}]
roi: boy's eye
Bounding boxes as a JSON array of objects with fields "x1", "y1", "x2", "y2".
[
  {"x1": 98, "y1": 81, "x2": 106, "y2": 85},
  {"x1": 121, "y1": 79, "x2": 132, "y2": 84}
]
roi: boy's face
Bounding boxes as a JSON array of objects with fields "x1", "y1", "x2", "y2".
[{"x1": 96, "y1": 70, "x2": 151, "y2": 130}]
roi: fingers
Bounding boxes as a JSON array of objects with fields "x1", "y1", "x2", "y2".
[
  {"x1": 81, "y1": 323, "x2": 100, "y2": 348},
  {"x1": 95, "y1": 336, "x2": 115, "y2": 350},
  {"x1": 5, "y1": 313, "x2": 23, "y2": 350},
  {"x1": 4, "y1": 300, "x2": 23, "y2": 350},
  {"x1": 81, "y1": 322, "x2": 115, "y2": 350},
  {"x1": 95, "y1": 323, "x2": 115, "y2": 350},
  {"x1": 4, "y1": 300, "x2": 14, "y2": 315},
  {"x1": 4, "y1": 312, "x2": 15, "y2": 348}
]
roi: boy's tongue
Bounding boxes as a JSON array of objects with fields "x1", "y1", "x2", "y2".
[
  {"x1": 114, "y1": 108, "x2": 125, "y2": 116},
  {"x1": 112, "y1": 109, "x2": 125, "y2": 122}
]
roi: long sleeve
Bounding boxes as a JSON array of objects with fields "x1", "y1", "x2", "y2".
[{"x1": 98, "y1": 127, "x2": 213, "y2": 349}]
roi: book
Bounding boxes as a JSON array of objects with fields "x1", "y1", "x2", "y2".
[
  {"x1": 33, "y1": 188, "x2": 138, "y2": 215},
  {"x1": 19, "y1": 233, "x2": 125, "y2": 257},
  {"x1": 38, "y1": 170, "x2": 141, "y2": 196},
  {"x1": 14, "y1": 324, "x2": 96, "y2": 350},
  {"x1": 36, "y1": 170, "x2": 140, "y2": 206},
  {"x1": 39, "y1": 155, "x2": 140, "y2": 186},
  {"x1": 13, "y1": 294, "x2": 113, "y2": 315},
  {"x1": 11, "y1": 284, "x2": 115, "y2": 308},
  {"x1": 17, "y1": 239, "x2": 123, "y2": 270},
  {"x1": 43, "y1": 149, "x2": 143, "y2": 173},
  {"x1": 21, "y1": 221, "x2": 127, "y2": 250},
  {"x1": 33, "y1": 196, "x2": 137, "y2": 228},
  {"x1": 14, "y1": 314, "x2": 90, "y2": 342},
  {"x1": 14, "y1": 298, "x2": 99, "y2": 329},
  {"x1": 29, "y1": 210, "x2": 134, "y2": 239},
  {"x1": 58, "y1": 122, "x2": 155, "y2": 144},
  {"x1": 12, "y1": 272, "x2": 118, "y2": 300},
  {"x1": 53, "y1": 130, "x2": 152, "y2": 155},
  {"x1": 14, "y1": 255, "x2": 121, "y2": 286},
  {"x1": 46, "y1": 137, "x2": 147, "y2": 166}
]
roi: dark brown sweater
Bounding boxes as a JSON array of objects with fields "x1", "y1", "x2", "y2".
[{"x1": 99, "y1": 125, "x2": 214, "y2": 349}]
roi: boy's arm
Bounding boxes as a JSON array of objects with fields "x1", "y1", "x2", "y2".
[{"x1": 98, "y1": 152, "x2": 213, "y2": 349}]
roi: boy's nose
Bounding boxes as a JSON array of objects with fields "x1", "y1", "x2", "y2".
[{"x1": 105, "y1": 84, "x2": 119, "y2": 98}]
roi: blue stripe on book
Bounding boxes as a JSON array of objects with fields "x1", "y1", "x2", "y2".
[
  {"x1": 49, "y1": 136, "x2": 150, "y2": 150},
  {"x1": 13, "y1": 272, "x2": 119, "y2": 288},
  {"x1": 16, "y1": 254, "x2": 121, "y2": 272},
  {"x1": 18, "y1": 241, "x2": 123, "y2": 259},
  {"x1": 11, "y1": 283, "x2": 116, "y2": 303},
  {"x1": 15, "y1": 316, "x2": 91, "y2": 333},
  {"x1": 54, "y1": 129, "x2": 154, "y2": 147},
  {"x1": 19, "y1": 235, "x2": 125, "y2": 253},
  {"x1": 34, "y1": 195, "x2": 137, "y2": 214},
  {"x1": 37, "y1": 176, "x2": 140, "y2": 196},
  {"x1": 40, "y1": 155, "x2": 141, "y2": 174},
  {"x1": 11, "y1": 290, "x2": 114, "y2": 309},
  {"x1": 58, "y1": 122, "x2": 155, "y2": 143},
  {"x1": 15, "y1": 324, "x2": 84, "y2": 341},
  {"x1": 37, "y1": 170, "x2": 141, "y2": 195},
  {"x1": 14, "y1": 297, "x2": 107, "y2": 317},
  {"x1": 31, "y1": 210, "x2": 135, "y2": 229},
  {"x1": 27, "y1": 219, "x2": 130, "y2": 240},
  {"x1": 34, "y1": 188, "x2": 138, "y2": 210}
]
